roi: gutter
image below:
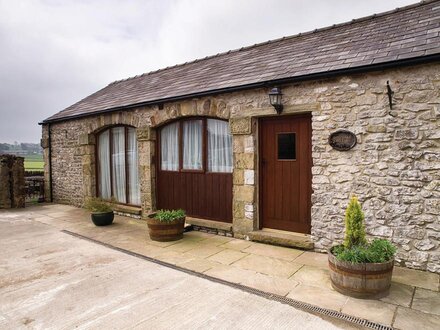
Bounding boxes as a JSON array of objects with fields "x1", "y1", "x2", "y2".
[
  {"x1": 48, "y1": 123, "x2": 53, "y2": 202},
  {"x1": 39, "y1": 54, "x2": 440, "y2": 124}
]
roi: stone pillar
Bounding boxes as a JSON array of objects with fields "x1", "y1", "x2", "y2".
[
  {"x1": 230, "y1": 117, "x2": 257, "y2": 237},
  {"x1": 41, "y1": 124, "x2": 51, "y2": 202},
  {"x1": 137, "y1": 126, "x2": 156, "y2": 218},
  {"x1": 0, "y1": 155, "x2": 25, "y2": 208},
  {"x1": 78, "y1": 133, "x2": 96, "y2": 203}
]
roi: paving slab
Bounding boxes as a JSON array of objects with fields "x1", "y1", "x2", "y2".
[
  {"x1": 200, "y1": 235, "x2": 234, "y2": 246},
  {"x1": 242, "y1": 242, "x2": 304, "y2": 261},
  {"x1": 379, "y1": 282, "x2": 415, "y2": 308},
  {"x1": 412, "y1": 288, "x2": 440, "y2": 315},
  {"x1": 204, "y1": 264, "x2": 258, "y2": 283},
  {"x1": 393, "y1": 266, "x2": 439, "y2": 291},
  {"x1": 183, "y1": 244, "x2": 225, "y2": 259},
  {"x1": 177, "y1": 258, "x2": 221, "y2": 273},
  {"x1": 232, "y1": 254, "x2": 303, "y2": 278},
  {"x1": 219, "y1": 238, "x2": 253, "y2": 251},
  {"x1": 289, "y1": 265, "x2": 332, "y2": 290},
  {"x1": 393, "y1": 306, "x2": 440, "y2": 330},
  {"x1": 207, "y1": 248, "x2": 249, "y2": 265},
  {"x1": 292, "y1": 251, "x2": 328, "y2": 268},
  {"x1": 341, "y1": 298, "x2": 397, "y2": 326},
  {"x1": 162, "y1": 240, "x2": 203, "y2": 253}
]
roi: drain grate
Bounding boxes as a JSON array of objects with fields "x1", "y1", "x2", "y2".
[{"x1": 61, "y1": 230, "x2": 393, "y2": 330}]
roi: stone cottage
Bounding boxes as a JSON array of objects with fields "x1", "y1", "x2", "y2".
[{"x1": 41, "y1": 1, "x2": 440, "y2": 273}]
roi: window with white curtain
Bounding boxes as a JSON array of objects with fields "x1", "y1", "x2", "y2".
[
  {"x1": 160, "y1": 122, "x2": 179, "y2": 171},
  {"x1": 183, "y1": 120, "x2": 202, "y2": 170},
  {"x1": 159, "y1": 118, "x2": 233, "y2": 173},
  {"x1": 97, "y1": 126, "x2": 140, "y2": 205},
  {"x1": 207, "y1": 119, "x2": 233, "y2": 173}
]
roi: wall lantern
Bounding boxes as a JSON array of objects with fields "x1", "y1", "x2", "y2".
[{"x1": 269, "y1": 87, "x2": 283, "y2": 114}]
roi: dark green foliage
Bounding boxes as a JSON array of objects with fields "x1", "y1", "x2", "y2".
[
  {"x1": 85, "y1": 197, "x2": 113, "y2": 213},
  {"x1": 344, "y1": 196, "x2": 367, "y2": 249},
  {"x1": 333, "y1": 196, "x2": 396, "y2": 264},
  {"x1": 155, "y1": 209, "x2": 186, "y2": 222},
  {"x1": 333, "y1": 239, "x2": 396, "y2": 263}
]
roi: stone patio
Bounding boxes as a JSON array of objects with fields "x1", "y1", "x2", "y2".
[{"x1": 3, "y1": 203, "x2": 440, "y2": 329}]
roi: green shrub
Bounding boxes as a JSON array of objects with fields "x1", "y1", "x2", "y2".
[
  {"x1": 154, "y1": 209, "x2": 186, "y2": 222},
  {"x1": 333, "y1": 239, "x2": 396, "y2": 263},
  {"x1": 85, "y1": 197, "x2": 113, "y2": 213},
  {"x1": 344, "y1": 196, "x2": 367, "y2": 249},
  {"x1": 332, "y1": 196, "x2": 396, "y2": 263}
]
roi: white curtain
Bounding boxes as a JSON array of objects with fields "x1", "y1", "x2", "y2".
[
  {"x1": 161, "y1": 122, "x2": 179, "y2": 171},
  {"x1": 183, "y1": 120, "x2": 202, "y2": 170},
  {"x1": 111, "y1": 127, "x2": 126, "y2": 203},
  {"x1": 208, "y1": 119, "x2": 233, "y2": 173},
  {"x1": 98, "y1": 130, "x2": 111, "y2": 199},
  {"x1": 127, "y1": 127, "x2": 141, "y2": 205}
]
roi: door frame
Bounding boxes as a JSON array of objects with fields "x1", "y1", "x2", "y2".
[{"x1": 258, "y1": 113, "x2": 313, "y2": 233}]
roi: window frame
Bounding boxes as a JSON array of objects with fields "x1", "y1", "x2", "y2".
[
  {"x1": 276, "y1": 131, "x2": 297, "y2": 162},
  {"x1": 158, "y1": 117, "x2": 232, "y2": 174},
  {"x1": 96, "y1": 125, "x2": 141, "y2": 207}
]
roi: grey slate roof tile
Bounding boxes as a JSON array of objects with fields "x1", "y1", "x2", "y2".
[{"x1": 44, "y1": 0, "x2": 440, "y2": 123}]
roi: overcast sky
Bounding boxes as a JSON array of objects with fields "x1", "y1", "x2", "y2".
[{"x1": 0, "y1": 0, "x2": 416, "y2": 143}]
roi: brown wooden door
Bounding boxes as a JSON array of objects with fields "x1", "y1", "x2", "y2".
[{"x1": 260, "y1": 114, "x2": 312, "y2": 233}]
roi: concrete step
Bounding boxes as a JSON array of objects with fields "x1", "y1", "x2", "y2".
[{"x1": 248, "y1": 229, "x2": 314, "y2": 250}]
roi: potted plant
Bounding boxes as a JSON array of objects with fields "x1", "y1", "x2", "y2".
[
  {"x1": 328, "y1": 196, "x2": 396, "y2": 298},
  {"x1": 85, "y1": 197, "x2": 114, "y2": 226},
  {"x1": 147, "y1": 209, "x2": 186, "y2": 242}
]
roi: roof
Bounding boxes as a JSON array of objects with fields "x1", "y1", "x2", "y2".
[{"x1": 43, "y1": 0, "x2": 440, "y2": 123}]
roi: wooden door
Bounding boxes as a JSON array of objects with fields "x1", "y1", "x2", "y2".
[{"x1": 259, "y1": 115, "x2": 312, "y2": 233}]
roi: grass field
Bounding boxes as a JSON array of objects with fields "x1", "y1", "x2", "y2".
[{"x1": 24, "y1": 154, "x2": 44, "y2": 171}]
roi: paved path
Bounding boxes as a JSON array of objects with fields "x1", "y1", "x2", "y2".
[{"x1": 0, "y1": 213, "x2": 359, "y2": 329}]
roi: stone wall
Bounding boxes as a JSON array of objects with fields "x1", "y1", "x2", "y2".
[
  {"x1": 43, "y1": 62, "x2": 440, "y2": 273},
  {"x1": 0, "y1": 154, "x2": 25, "y2": 208}
]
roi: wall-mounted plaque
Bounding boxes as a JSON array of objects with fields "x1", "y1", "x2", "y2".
[{"x1": 328, "y1": 130, "x2": 357, "y2": 151}]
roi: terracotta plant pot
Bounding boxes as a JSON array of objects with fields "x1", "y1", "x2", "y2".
[
  {"x1": 147, "y1": 216, "x2": 185, "y2": 242},
  {"x1": 328, "y1": 250, "x2": 394, "y2": 299},
  {"x1": 91, "y1": 211, "x2": 114, "y2": 226}
]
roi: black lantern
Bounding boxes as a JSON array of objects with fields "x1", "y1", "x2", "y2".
[{"x1": 269, "y1": 87, "x2": 283, "y2": 114}]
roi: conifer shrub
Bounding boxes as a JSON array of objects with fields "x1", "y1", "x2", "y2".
[
  {"x1": 344, "y1": 196, "x2": 367, "y2": 249},
  {"x1": 332, "y1": 196, "x2": 396, "y2": 263}
]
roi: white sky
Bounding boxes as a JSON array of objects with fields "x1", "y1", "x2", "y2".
[{"x1": 0, "y1": 0, "x2": 417, "y2": 143}]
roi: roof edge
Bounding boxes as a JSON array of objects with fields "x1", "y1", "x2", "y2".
[{"x1": 40, "y1": 53, "x2": 440, "y2": 125}]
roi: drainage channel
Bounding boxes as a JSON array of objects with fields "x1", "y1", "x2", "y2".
[{"x1": 61, "y1": 230, "x2": 393, "y2": 330}]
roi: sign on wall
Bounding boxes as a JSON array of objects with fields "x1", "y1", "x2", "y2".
[{"x1": 328, "y1": 130, "x2": 357, "y2": 151}]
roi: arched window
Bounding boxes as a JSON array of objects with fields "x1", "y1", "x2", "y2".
[
  {"x1": 160, "y1": 118, "x2": 233, "y2": 173},
  {"x1": 97, "y1": 126, "x2": 140, "y2": 205}
]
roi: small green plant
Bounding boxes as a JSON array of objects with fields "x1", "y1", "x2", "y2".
[
  {"x1": 344, "y1": 196, "x2": 367, "y2": 249},
  {"x1": 85, "y1": 197, "x2": 113, "y2": 213},
  {"x1": 333, "y1": 197, "x2": 396, "y2": 263},
  {"x1": 154, "y1": 209, "x2": 186, "y2": 222}
]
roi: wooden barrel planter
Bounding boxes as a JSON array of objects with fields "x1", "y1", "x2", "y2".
[
  {"x1": 147, "y1": 217, "x2": 185, "y2": 242},
  {"x1": 328, "y1": 251, "x2": 394, "y2": 299}
]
